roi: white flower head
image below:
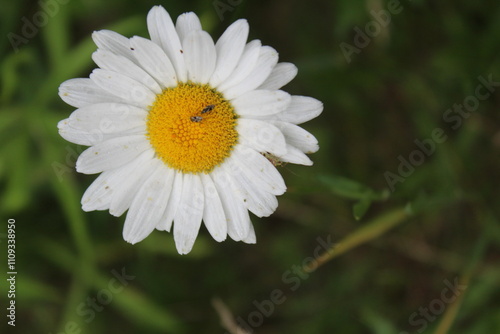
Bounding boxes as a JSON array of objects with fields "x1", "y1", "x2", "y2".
[{"x1": 58, "y1": 6, "x2": 323, "y2": 254}]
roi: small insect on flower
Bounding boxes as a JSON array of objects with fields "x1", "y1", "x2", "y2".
[
  {"x1": 201, "y1": 104, "x2": 215, "y2": 114},
  {"x1": 190, "y1": 116, "x2": 203, "y2": 122},
  {"x1": 263, "y1": 152, "x2": 288, "y2": 167}
]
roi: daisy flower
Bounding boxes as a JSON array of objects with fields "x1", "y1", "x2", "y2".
[{"x1": 58, "y1": 5, "x2": 322, "y2": 254}]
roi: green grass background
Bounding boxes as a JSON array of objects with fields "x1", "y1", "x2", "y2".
[{"x1": 1, "y1": 0, "x2": 499, "y2": 333}]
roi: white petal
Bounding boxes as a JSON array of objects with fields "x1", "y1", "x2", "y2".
[
  {"x1": 221, "y1": 45, "x2": 279, "y2": 100},
  {"x1": 200, "y1": 174, "x2": 227, "y2": 242},
  {"x1": 271, "y1": 121, "x2": 319, "y2": 153},
  {"x1": 209, "y1": 19, "x2": 249, "y2": 87},
  {"x1": 108, "y1": 152, "x2": 156, "y2": 217},
  {"x1": 237, "y1": 119, "x2": 287, "y2": 156},
  {"x1": 173, "y1": 174, "x2": 204, "y2": 254},
  {"x1": 92, "y1": 49, "x2": 162, "y2": 94},
  {"x1": 129, "y1": 36, "x2": 178, "y2": 89},
  {"x1": 58, "y1": 119, "x2": 144, "y2": 146},
  {"x1": 183, "y1": 30, "x2": 216, "y2": 84},
  {"x1": 258, "y1": 62, "x2": 298, "y2": 90},
  {"x1": 67, "y1": 103, "x2": 146, "y2": 132},
  {"x1": 175, "y1": 12, "x2": 202, "y2": 42},
  {"x1": 232, "y1": 90, "x2": 291, "y2": 117},
  {"x1": 157, "y1": 171, "x2": 183, "y2": 231},
  {"x1": 216, "y1": 40, "x2": 261, "y2": 92},
  {"x1": 81, "y1": 152, "x2": 152, "y2": 212},
  {"x1": 276, "y1": 145, "x2": 313, "y2": 166},
  {"x1": 123, "y1": 161, "x2": 174, "y2": 244},
  {"x1": 92, "y1": 30, "x2": 136, "y2": 64},
  {"x1": 212, "y1": 167, "x2": 251, "y2": 241},
  {"x1": 230, "y1": 145, "x2": 286, "y2": 196},
  {"x1": 59, "y1": 78, "x2": 124, "y2": 108},
  {"x1": 90, "y1": 69, "x2": 156, "y2": 108},
  {"x1": 242, "y1": 222, "x2": 256, "y2": 244},
  {"x1": 227, "y1": 155, "x2": 279, "y2": 217},
  {"x1": 58, "y1": 119, "x2": 96, "y2": 146},
  {"x1": 76, "y1": 135, "x2": 150, "y2": 174},
  {"x1": 81, "y1": 170, "x2": 117, "y2": 211},
  {"x1": 273, "y1": 96, "x2": 323, "y2": 124},
  {"x1": 147, "y1": 5, "x2": 187, "y2": 82}
]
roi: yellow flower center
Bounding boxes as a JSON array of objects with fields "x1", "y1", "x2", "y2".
[{"x1": 147, "y1": 82, "x2": 238, "y2": 174}]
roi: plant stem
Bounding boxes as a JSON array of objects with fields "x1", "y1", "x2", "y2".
[{"x1": 304, "y1": 207, "x2": 410, "y2": 272}]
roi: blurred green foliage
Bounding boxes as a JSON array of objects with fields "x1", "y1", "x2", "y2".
[{"x1": 1, "y1": 0, "x2": 499, "y2": 333}]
